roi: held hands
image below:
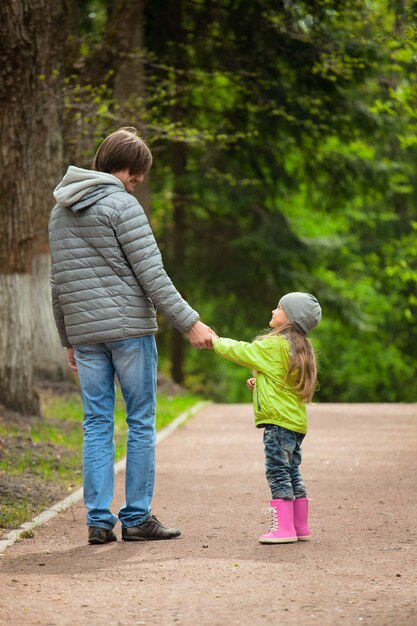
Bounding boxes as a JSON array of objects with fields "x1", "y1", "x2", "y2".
[
  {"x1": 246, "y1": 377, "x2": 256, "y2": 392},
  {"x1": 207, "y1": 333, "x2": 218, "y2": 348},
  {"x1": 186, "y1": 321, "x2": 218, "y2": 349},
  {"x1": 66, "y1": 347, "x2": 78, "y2": 372}
]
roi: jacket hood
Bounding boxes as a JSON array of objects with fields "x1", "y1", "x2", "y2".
[{"x1": 53, "y1": 166, "x2": 125, "y2": 212}]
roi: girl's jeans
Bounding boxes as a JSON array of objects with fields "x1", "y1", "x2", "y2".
[
  {"x1": 74, "y1": 335, "x2": 157, "y2": 530},
  {"x1": 263, "y1": 424, "x2": 307, "y2": 500}
]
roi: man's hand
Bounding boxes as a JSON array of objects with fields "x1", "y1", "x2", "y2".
[
  {"x1": 247, "y1": 377, "x2": 256, "y2": 392},
  {"x1": 186, "y1": 321, "x2": 218, "y2": 349},
  {"x1": 66, "y1": 347, "x2": 78, "y2": 372}
]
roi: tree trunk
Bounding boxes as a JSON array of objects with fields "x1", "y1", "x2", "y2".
[
  {"x1": 66, "y1": 1, "x2": 151, "y2": 211},
  {"x1": 0, "y1": 0, "x2": 66, "y2": 412},
  {"x1": 111, "y1": 0, "x2": 151, "y2": 215},
  {"x1": 31, "y1": 255, "x2": 68, "y2": 381},
  {"x1": 169, "y1": 0, "x2": 188, "y2": 385},
  {"x1": 30, "y1": 57, "x2": 68, "y2": 382},
  {"x1": 0, "y1": 276, "x2": 39, "y2": 414},
  {"x1": 171, "y1": 142, "x2": 187, "y2": 384}
]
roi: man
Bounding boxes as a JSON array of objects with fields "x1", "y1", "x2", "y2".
[{"x1": 49, "y1": 127, "x2": 214, "y2": 545}]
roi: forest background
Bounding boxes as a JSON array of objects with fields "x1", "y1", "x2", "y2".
[{"x1": 1, "y1": 0, "x2": 417, "y2": 415}]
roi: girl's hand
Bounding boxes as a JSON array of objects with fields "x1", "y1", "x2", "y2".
[
  {"x1": 207, "y1": 332, "x2": 219, "y2": 347},
  {"x1": 246, "y1": 377, "x2": 256, "y2": 392}
]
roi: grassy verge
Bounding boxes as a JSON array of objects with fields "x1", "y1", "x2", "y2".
[{"x1": 0, "y1": 385, "x2": 202, "y2": 535}]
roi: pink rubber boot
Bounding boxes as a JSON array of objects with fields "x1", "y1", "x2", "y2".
[
  {"x1": 293, "y1": 497, "x2": 311, "y2": 541},
  {"x1": 258, "y1": 499, "x2": 297, "y2": 544}
]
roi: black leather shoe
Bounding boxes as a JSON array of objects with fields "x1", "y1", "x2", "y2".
[
  {"x1": 122, "y1": 515, "x2": 181, "y2": 541},
  {"x1": 88, "y1": 526, "x2": 117, "y2": 545}
]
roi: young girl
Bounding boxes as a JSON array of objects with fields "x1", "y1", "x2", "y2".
[{"x1": 211, "y1": 292, "x2": 322, "y2": 544}]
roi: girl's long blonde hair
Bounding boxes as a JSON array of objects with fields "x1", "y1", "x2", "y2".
[{"x1": 255, "y1": 323, "x2": 318, "y2": 403}]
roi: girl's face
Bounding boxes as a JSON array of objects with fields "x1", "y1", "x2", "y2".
[
  {"x1": 269, "y1": 303, "x2": 288, "y2": 328},
  {"x1": 113, "y1": 169, "x2": 144, "y2": 193}
]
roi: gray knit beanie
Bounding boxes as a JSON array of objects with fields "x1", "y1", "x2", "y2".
[{"x1": 279, "y1": 292, "x2": 322, "y2": 335}]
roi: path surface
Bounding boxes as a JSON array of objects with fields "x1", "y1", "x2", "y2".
[{"x1": 0, "y1": 403, "x2": 416, "y2": 626}]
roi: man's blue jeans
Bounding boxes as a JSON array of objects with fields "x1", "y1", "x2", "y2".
[
  {"x1": 74, "y1": 335, "x2": 157, "y2": 530},
  {"x1": 263, "y1": 424, "x2": 307, "y2": 500}
]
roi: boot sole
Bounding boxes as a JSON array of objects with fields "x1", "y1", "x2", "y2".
[{"x1": 259, "y1": 537, "x2": 298, "y2": 544}]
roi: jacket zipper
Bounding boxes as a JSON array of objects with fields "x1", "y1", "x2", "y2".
[{"x1": 255, "y1": 385, "x2": 261, "y2": 411}]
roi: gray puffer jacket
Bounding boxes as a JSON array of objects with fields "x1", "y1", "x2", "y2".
[{"x1": 49, "y1": 166, "x2": 199, "y2": 347}]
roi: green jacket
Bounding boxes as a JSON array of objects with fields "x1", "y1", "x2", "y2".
[{"x1": 213, "y1": 335, "x2": 307, "y2": 434}]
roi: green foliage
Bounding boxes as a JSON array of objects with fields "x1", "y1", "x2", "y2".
[
  {"x1": 0, "y1": 499, "x2": 36, "y2": 531},
  {"x1": 63, "y1": 0, "x2": 417, "y2": 402}
]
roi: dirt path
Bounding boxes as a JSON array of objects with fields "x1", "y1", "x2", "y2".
[{"x1": 0, "y1": 403, "x2": 416, "y2": 626}]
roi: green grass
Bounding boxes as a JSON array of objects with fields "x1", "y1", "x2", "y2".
[
  {"x1": 0, "y1": 390, "x2": 201, "y2": 487},
  {"x1": 0, "y1": 499, "x2": 35, "y2": 530},
  {"x1": 40, "y1": 388, "x2": 202, "y2": 462},
  {"x1": 0, "y1": 388, "x2": 203, "y2": 533}
]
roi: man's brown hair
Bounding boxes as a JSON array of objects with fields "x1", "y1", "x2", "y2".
[{"x1": 93, "y1": 127, "x2": 153, "y2": 176}]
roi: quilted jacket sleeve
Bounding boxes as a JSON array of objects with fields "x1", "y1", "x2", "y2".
[
  {"x1": 112, "y1": 199, "x2": 199, "y2": 334},
  {"x1": 50, "y1": 271, "x2": 72, "y2": 347}
]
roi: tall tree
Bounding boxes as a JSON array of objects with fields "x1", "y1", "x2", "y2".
[
  {"x1": 167, "y1": 0, "x2": 188, "y2": 384},
  {"x1": 145, "y1": 0, "x2": 381, "y2": 388},
  {"x1": 141, "y1": 0, "x2": 417, "y2": 402},
  {"x1": 63, "y1": 0, "x2": 150, "y2": 209},
  {"x1": 110, "y1": 0, "x2": 150, "y2": 213},
  {"x1": 0, "y1": 0, "x2": 67, "y2": 412}
]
